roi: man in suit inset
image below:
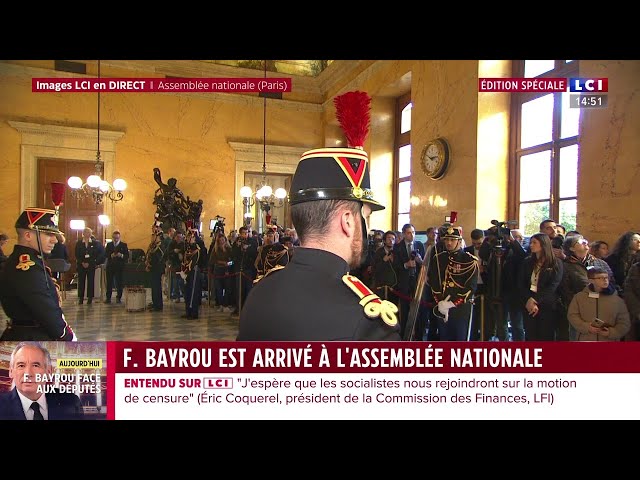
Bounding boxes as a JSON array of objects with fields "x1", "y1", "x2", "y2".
[
  {"x1": 104, "y1": 230, "x2": 129, "y2": 304},
  {"x1": 0, "y1": 342, "x2": 84, "y2": 420}
]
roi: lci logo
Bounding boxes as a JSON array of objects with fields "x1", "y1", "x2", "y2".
[
  {"x1": 569, "y1": 78, "x2": 608, "y2": 92},
  {"x1": 204, "y1": 377, "x2": 233, "y2": 389}
]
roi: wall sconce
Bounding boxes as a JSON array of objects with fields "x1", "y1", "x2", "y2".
[{"x1": 70, "y1": 219, "x2": 86, "y2": 240}]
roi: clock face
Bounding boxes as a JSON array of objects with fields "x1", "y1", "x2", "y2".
[{"x1": 420, "y1": 138, "x2": 450, "y2": 179}]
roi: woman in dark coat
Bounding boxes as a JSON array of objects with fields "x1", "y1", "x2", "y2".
[
  {"x1": 605, "y1": 231, "x2": 640, "y2": 293},
  {"x1": 519, "y1": 233, "x2": 563, "y2": 341}
]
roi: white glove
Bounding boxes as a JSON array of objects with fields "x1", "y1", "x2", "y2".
[{"x1": 437, "y1": 295, "x2": 456, "y2": 323}]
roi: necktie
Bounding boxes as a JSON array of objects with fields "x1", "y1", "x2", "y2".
[
  {"x1": 407, "y1": 242, "x2": 413, "y2": 258},
  {"x1": 31, "y1": 402, "x2": 44, "y2": 420}
]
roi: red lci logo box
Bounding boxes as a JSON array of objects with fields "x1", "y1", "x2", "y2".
[{"x1": 204, "y1": 377, "x2": 233, "y2": 389}]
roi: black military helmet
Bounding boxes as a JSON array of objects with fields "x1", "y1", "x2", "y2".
[
  {"x1": 289, "y1": 147, "x2": 384, "y2": 211},
  {"x1": 15, "y1": 207, "x2": 62, "y2": 234},
  {"x1": 289, "y1": 90, "x2": 384, "y2": 212},
  {"x1": 441, "y1": 225, "x2": 463, "y2": 240}
]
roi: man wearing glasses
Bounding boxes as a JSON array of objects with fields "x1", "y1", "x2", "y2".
[
  {"x1": 567, "y1": 267, "x2": 630, "y2": 341},
  {"x1": 559, "y1": 234, "x2": 617, "y2": 340}
]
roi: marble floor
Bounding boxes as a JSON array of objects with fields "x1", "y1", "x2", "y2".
[{"x1": 2, "y1": 289, "x2": 240, "y2": 342}]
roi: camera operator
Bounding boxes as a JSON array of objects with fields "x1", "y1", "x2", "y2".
[
  {"x1": 351, "y1": 230, "x2": 382, "y2": 288},
  {"x1": 478, "y1": 222, "x2": 527, "y2": 341},
  {"x1": 230, "y1": 226, "x2": 258, "y2": 315}
]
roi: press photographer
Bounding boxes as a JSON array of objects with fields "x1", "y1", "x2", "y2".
[
  {"x1": 478, "y1": 220, "x2": 527, "y2": 341},
  {"x1": 210, "y1": 215, "x2": 226, "y2": 238},
  {"x1": 351, "y1": 230, "x2": 383, "y2": 288}
]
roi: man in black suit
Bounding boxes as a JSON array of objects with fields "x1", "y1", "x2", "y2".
[
  {"x1": 74, "y1": 227, "x2": 104, "y2": 305},
  {"x1": 104, "y1": 230, "x2": 129, "y2": 304},
  {"x1": 0, "y1": 342, "x2": 84, "y2": 420},
  {"x1": 393, "y1": 223, "x2": 427, "y2": 339}
]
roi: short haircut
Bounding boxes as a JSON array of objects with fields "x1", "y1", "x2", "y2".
[
  {"x1": 470, "y1": 228, "x2": 484, "y2": 240},
  {"x1": 539, "y1": 219, "x2": 557, "y2": 231},
  {"x1": 10, "y1": 341, "x2": 52, "y2": 369},
  {"x1": 402, "y1": 223, "x2": 415, "y2": 233},
  {"x1": 112, "y1": 230, "x2": 121, "y2": 236},
  {"x1": 291, "y1": 199, "x2": 360, "y2": 244},
  {"x1": 383, "y1": 230, "x2": 396, "y2": 243},
  {"x1": 587, "y1": 266, "x2": 608, "y2": 279}
]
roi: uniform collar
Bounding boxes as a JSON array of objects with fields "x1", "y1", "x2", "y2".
[
  {"x1": 291, "y1": 247, "x2": 349, "y2": 278},
  {"x1": 14, "y1": 244, "x2": 42, "y2": 258}
]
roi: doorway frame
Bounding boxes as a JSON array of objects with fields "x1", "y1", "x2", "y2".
[{"x1": 9, "y1": 120, "x2": 125, "y2": 222}]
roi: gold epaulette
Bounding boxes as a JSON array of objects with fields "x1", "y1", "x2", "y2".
[
  {"x1": 16, "y1": 254, "x2": 35, "y2": 271},
  {"x1": 253, "y1": 264, "x2": 286, "y2": 284},
  {"x1": 342, "y1": 274, "x2": 397, "y2": 326}
]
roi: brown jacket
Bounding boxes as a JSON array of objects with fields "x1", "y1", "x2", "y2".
[{"x1": 568, "y1": 284, "x2": 630, "y2": 341}]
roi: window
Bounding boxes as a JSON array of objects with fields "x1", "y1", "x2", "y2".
[
  {"x1": 510, "y1": 60, "x2": 580, "y2": 236},
  {"x1": 394, "y1": 92, "x2": 412, "y2": 231}
]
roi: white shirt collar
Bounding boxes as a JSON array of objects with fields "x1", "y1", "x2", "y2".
[{"x1": 16, "y1": 389, "x2": 48, "y2": 420}]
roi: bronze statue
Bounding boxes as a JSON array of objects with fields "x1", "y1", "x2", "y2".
[{"x1": 152, "y1": 168, "x2": 204, "y2": 233}]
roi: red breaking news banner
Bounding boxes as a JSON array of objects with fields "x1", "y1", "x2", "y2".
[
  {"x1": 32, "y1": 78, "x2": 292, "y2": 93},
  {"x1": 101, "y1": 341, "x2": 640, "y2": 420},
  {"x1": 110, "y1": 341, "x2": 640, "y2": 373}
]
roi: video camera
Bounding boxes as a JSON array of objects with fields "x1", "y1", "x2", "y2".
[
  {"x1": 210, "y1": 215, "x2": 226, "y2": 237},
  {"x1": 484, "y1": 220, "x2": 518, "y2": 248},
  {"x1": 484, "y1": 220, "x2": 518, "y2": 237}
]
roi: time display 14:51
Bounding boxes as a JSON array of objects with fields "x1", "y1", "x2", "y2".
[{"x1": 569, "y1": 94, "x2": 608, "y2": 109}]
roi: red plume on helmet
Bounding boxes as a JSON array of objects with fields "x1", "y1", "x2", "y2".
[
  {"x1": 51, "y1": 182, "x2": 65, "y2": 208},
  {"x1": 333, "y1": 91, "x2": 371, "y2": 149}
]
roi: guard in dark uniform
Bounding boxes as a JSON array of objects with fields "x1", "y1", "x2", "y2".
[
  {"x1": 238, "y1": 90, "x2": 400, "y2": 341},
  {"x1": 427, "y1": 225, "x2": 479, "y2": 341},
  {"x1": 182, "y1": 229, "x2": 205, "y2": 319},
  {"x1": 0, "y1": 207, "x2": 77, "y2": 341}
]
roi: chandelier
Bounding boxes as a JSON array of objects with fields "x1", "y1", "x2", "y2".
[
  {"x1": 240, "y1": 61, "x2": 287, "y2": 223},
  {"x1": 67, "y1": 60, "x2": 126, "y2": 204}
]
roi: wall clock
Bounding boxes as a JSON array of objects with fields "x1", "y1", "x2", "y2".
[{"x1": 420, "y1": 137, "x2": 450, "y2": 180}]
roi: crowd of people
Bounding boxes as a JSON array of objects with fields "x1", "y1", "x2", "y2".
[{"x1": 354, "y1": 219, "x2": 639, "y2": 342}]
